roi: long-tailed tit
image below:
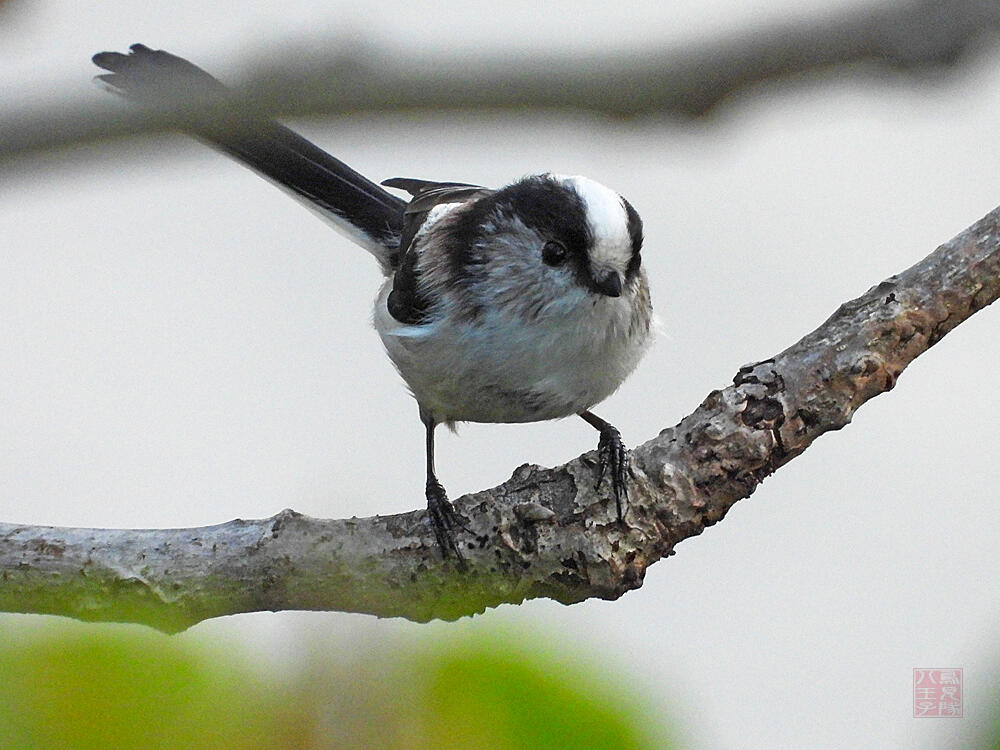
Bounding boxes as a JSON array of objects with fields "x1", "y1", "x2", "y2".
[{"x1": 91, "y1": 45, "x2": 653, "y2": 561}]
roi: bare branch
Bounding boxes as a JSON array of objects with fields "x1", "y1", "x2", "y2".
[
  {"x1": 4, "y1": 0, "x2": 1000, "y2": 165},
  {"x1": 2, "y1": 203, "x2": 998, "y2": 632}
]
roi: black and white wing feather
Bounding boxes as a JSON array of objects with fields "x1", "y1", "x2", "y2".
[
  {"x1": 92, "y1": 44, "x2": 406, "y2": 270},
  {"x1": 380, "y1": 178, "x2": 489, "y2": 256},
  {"x1": 380, "y1": 178, "x2": 492, "y2": 324}
]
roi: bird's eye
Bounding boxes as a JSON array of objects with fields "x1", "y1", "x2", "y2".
[{"x1": 542, "y1": 240, "x2": 567, "y2": 266}]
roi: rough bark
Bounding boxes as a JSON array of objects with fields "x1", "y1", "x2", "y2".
[
  {"x1": 4, "y1": 0, "x2": 1000, "y2": 165},
  {"x1": 2, "y1": 204, "x2": 998, "y2": 633}
]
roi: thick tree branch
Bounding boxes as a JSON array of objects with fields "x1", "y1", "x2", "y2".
[
  {"x1": 4, "y1": 0, "x2": 1000, "y2": 165},
  {"x1": 2, "y1": 204, "x2": 998, "y2": 632}
]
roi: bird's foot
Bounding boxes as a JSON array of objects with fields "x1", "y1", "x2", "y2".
[
  {"x1": 595, "y1": 424, "x2": 629, "y2": 522},
  {"x1": 426, "y1": 480, "x2": 468, "y2": 567}
]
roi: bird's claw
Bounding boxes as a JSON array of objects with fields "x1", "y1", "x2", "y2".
[
  {"x1": 426, "y1": 480, "x2": 469, "y2": 568},
  {"x1": 595, "y1": 424, "x2": 629, "y2": 522}
]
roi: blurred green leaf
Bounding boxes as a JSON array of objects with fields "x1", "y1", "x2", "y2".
[
  {"x1": 0, "y1": 620, "x2": 674, "y2": 750},
  {"x1": 0, "y1": 625, "x2": 276, "y2": 750},
  {"x1": 413, "y1": 634, "x2": 669, "y2": 750}
]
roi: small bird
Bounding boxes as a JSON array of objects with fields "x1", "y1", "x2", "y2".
[{"x1": 92, "y1": 44, "x2": 653, "y2": 561}]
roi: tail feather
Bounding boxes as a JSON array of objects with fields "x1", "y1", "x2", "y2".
[{"x1": 93, "y1": 44, "x2": 405, "y2": 269}]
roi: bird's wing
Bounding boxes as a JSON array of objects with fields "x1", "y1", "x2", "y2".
[
  {"x1": 381, "y1": 178, "x2": 491, "y2": 256},
  {"x1": 92, "y1": 44, "x2": 406, "y2": 271},
  {"x1": 379, "y1": 178, "x2": 493, "y2": 324}
]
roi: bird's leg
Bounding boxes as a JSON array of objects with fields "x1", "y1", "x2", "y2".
[
  {"x1": 421, "y1": 410, "x2": 466, "y2": 565},
  {"x1": 579, "y1": 410, "x2": 629, "y2": 522}
]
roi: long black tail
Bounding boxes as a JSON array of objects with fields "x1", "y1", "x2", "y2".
[{"x1": 93, "y1": 44, "x2": 405, "y2": 269}]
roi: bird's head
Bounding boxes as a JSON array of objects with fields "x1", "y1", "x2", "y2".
[{"x1": 482, "y1": 174, "x2": 644, "y2": 305}]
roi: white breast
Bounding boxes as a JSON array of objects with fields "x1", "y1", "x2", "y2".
[{"x1": 373, "y1": 274, "x2": 651, "y2": 424}]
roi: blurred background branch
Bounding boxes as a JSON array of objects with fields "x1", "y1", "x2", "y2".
[{"x1": 3, "y1": 0, "x2": 1000, "y2": 164}]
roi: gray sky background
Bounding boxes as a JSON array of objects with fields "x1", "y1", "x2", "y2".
[{"x1": 1, "y1": 2, "x2": 999, "y2": 748}]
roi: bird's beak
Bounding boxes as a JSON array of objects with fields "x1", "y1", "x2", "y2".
[{"x1": 591, "y1": 268, "x2": 623, "y2": 297}]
